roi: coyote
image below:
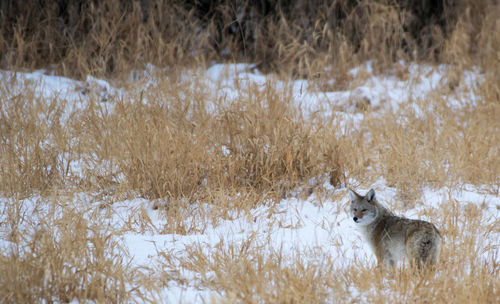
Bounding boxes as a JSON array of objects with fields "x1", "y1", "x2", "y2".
[{"x1": 349, "y1": 188, "x2": 441, "y2": 269}]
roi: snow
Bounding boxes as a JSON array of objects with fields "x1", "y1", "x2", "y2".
[{"x1": 0, "y1": 62, "x2": 498, "y2": 303}]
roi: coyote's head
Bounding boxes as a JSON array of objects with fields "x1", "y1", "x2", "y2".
[{"x1": 348, "y1": 189, "x2": 379, "y2": 225}]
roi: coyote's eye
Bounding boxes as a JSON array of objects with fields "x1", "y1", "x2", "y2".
[
  {"x1": 353, "y1": 208, "x2": 358, "y2": 212},
  {"x1": 361, "y1": 209, "x2": 367, "y2": 212}
]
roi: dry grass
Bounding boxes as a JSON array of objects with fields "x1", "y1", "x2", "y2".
[
  {"x1": 1, "y1": 0, "x2": 498, "y2": 78},
  {"x1": 0, "y1": 0, "x2": 499, "y2": 302},
  {"x1": 71, "y1": 76, "x2": 343, "y2": 201},
  {"x1": 359, "y1": 94, "x2": 500, "y2": 202},
  {"x1": 0, "y1": 87, "x2": 71, "y2": 197},
  {"x1": 0, "y1": 198, "x2": 150, "y2": 303}
]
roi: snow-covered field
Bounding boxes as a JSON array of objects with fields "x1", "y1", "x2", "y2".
[
  {"x1": 119, "y1": 184, "x2": 499, "y2": 302},
  {"x1": 1, "y1": 63, "x2": 498, "y2": 303}
]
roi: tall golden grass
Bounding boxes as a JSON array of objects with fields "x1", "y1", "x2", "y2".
[
  {"x1": 1, "y1": 0, "x2": 498, "y2": 78},
  {"x1": 0, "y1": 0, "x2": 499, "y2": 302},
  {"x1": 0, "y1": 88, "x2": 70, "y2": 197}
]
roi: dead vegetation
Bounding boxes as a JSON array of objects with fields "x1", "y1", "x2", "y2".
[
  {"x1": 1, "y1": 0, "x2": 499, "y2": 78},
  {"x1": 0, "y1": 198, "x2": 147, "y2": 303},
  {"x1": 0, "y1": 0, "x2": 499, "y2": 302}
]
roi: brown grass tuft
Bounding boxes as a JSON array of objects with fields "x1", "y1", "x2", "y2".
[
  {"x1": 0, "y1": 84, "x2": 72, "y2": 197},
  {"x1": 75, "y1": 76, "x2": 344, "y2": 200}
]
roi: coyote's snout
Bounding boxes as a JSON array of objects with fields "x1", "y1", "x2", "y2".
[{"x1": 349, "y1": 188, "x2": 441, "y2": 270}]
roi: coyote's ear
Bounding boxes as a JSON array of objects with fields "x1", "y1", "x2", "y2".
[
  {"x1": 348, "y1": 189, "x2": 361, "y2": 201},
  {"x1": 366, "y1": 189, "x2": 375, "y2": 202}
]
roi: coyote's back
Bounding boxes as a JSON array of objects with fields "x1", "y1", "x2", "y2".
[{"x1": 349, "y1": 188, "x2": 441, "y2": 269}]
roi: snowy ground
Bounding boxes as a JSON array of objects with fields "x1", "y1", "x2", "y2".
[
  {"x1": 117, "y1": 184, "x2": 499, "y2": 302},
  {"x1": 0, "y1": 63, "x2": 498, "y2": 303}
]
